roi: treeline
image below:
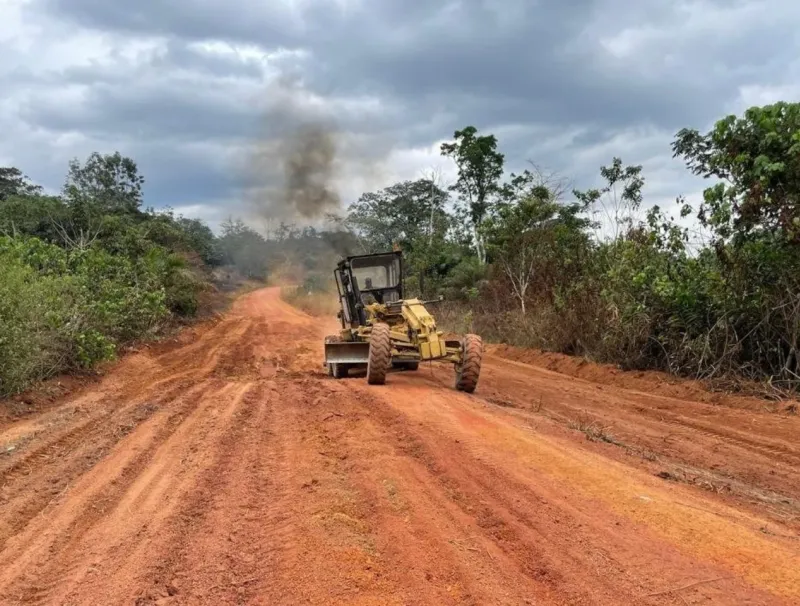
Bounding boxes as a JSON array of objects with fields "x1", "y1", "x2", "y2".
[
  {"x1": 0, "y1": 154, "x2": 352, "y2": 396},
  {"x1": 4, "y1": 100, "x2": 798, "y2": 396},
  {"x1": 331, "y1": 102, "x2": 800, "y2": 392}
]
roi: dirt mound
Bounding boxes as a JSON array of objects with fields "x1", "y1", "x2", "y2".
[{"x1": 488, "y1": 344, "x2": 799, "y2": 413}]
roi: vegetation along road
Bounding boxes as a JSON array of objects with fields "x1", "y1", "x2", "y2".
[{"x1": 1, "y1": 287, "x2": 798, "y2": 605}]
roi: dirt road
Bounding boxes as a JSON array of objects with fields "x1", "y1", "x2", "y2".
[{"x1": 1, "y1": 287, "x2": 799, "y2": 605}]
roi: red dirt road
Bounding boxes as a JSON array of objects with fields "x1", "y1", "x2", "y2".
[{"x1": 1, "y1": 287, "x2": 799, "y2": 605}]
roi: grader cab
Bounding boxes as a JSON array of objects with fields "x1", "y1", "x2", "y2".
[{"x1": 323, "y1": 250, "x2": 483, "y2": 392}]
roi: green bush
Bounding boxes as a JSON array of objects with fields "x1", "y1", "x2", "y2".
[
  {"x1": 0, "y1": 235, "x2": 205, "y2": 396},
  {"x1": 0, "y1": 152, "x2": 242, "y2": 397},
  {"x1": 0, "y1": 252, "x2": 78, "y2": 394}
]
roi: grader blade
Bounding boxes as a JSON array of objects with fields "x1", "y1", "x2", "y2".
[{"x1": 324, "y1": 341, "x2": 370, "y2": 365}]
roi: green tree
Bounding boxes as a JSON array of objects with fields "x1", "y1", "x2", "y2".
[
  {"x1": 572, "y1": 157, "x2": 644, "y2": 242},
  {"x1": 64, "y1": 151, "x2": 144, "y2": 214},
  {"x1": 175, "y1": 216, "x2": 222, "y2": 265},
  {"x1": 345, "y1": 178, "x2": 453, "y2": 295},
  {"x1": 0, "y1": 193, "x2": 67, "y2": 241},
  {"x1": 440, "y1": 126, "x2": 505, "y2": 263},
  {"x1": 672, "y1": 101, "x2": 800, "y2": 244},
  {"x1": 484, "y1": 187, "x2": 591, "y2": 314},
  {"x1": 0, "y1": 167, "x2": 43, "y2": 201},
  {"x1": 55, "y1": 152, "x2": 145, "y2": 249},
  {"x1": 345, "y1": 179, "x2": 450, "y2": 252},
  {"x1": 671, "y1": 103, "x2": 800, "y2": 381}
]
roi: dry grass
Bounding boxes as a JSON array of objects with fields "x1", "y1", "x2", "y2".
[{"x1": 568, "y1": 414, "x2": 621, "y2": 445}]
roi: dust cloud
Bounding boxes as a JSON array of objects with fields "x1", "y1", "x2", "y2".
[
  {"x1": 278, "y1": 122, "x2": 340, "y2": 220},
  {"x1": 244, "y1": 74, "x2": 386, "y2": 229},
  {"x1": 236, "y1": 74, "x2": 392, "y2": 276}
]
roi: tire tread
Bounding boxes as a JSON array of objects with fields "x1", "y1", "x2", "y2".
[
  {"x1": 455, "y1": 333, "x2": 483, "y2": 393},
  {"x1": 367, "y1": 323, "x2": 392, "y2": 385}
]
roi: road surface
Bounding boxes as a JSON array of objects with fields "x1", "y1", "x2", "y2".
[{"x1": 1, "y1": 287, "x2": 798, "y2": 605}]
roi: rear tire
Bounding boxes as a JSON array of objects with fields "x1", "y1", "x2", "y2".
[
  {"x1": 367, "y1": 323, "x2": 392, "y2": 385},
  {"x1": 455, "y1": 334, "x2": 483, "y2": 393}
]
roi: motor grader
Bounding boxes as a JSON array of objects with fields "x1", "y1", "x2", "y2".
[{"x1": 323, "y1": 250, "x2": 483, "y2": 392}]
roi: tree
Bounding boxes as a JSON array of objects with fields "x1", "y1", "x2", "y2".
[
  {"x1": 572, "y1": 157, "x2": 644, "y2": 242},
  {"x1": 64, "y1": 151, "x2": 144, "y2": 214},
  {"x1": 345, "y1": 178, "x2": 452, "y2": 294},
  {"x1": 0, "y1": 167, "x2": 68, "y2": 243},
  {"x1": 440, "y1": 126, "x2": 505, "y2": 263},
  {"x1": 175, "y1": 217, "x2": 222, "y2": 265},
  {"x1": 55, "y1": 152, "x2": 145, "y2": 249},
  {"x1": 671, "y1": 103, "x2": 800, "y2": 381},
  {"x1": 345, "y1": 179, "x2": 450, "y2": 253},
  {"x1": 0, "y1": 193, "x2": 67, "y2": 241},
  {"x1": 500, "y1": 164, "x2": 570, "y2": 205},
  {"x1": 484, "y1": 186, "x2": 591, "y2": 314},
  {"x1": 0, "y1": 167, "x2": 43, "y2": 201},
  {"x1": 218, "y1": 217, "x2": 270, "y2": 279},
  {"x1": 672, "y1": 101, "x2": 800, "y2": 244}
]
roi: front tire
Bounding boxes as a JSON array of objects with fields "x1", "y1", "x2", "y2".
[
  {"x1": 367, "y1": 323, "x2": 392, "y2": 385},
  {"x1": 455, "y1": 334, "x2": 483, "y2": 393}
]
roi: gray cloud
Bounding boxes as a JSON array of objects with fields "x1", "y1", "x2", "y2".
[
  {"x1": 37, "y1": 0, "x2": 305, "y2": 46},
  {"x1": 2, "y1": 0, "x2": 798, "y2": 227}
]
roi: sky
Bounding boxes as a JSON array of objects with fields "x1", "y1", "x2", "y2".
[{"x1": 1, "y1": 0, "x2": 798, "y2": 231}]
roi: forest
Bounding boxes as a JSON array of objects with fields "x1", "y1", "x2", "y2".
[{"x1": 2, "y1": 101, "x2": 799, "y2": 397}]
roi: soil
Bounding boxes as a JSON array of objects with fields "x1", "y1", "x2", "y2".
[{"x1": 1, "y1": 287, "x2": 798, "y2": 605}]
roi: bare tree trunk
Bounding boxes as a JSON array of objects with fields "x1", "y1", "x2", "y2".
[
  {"x1": 502, "y1": 256, "x2": 531, "y2": 315},
  {"x1": 473, "y1": 224, "x2": 486, "y2": 264}
]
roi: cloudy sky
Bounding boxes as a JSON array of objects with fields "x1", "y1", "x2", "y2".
[{"x1": 1, "y1": 0, "x2": 798, "y2": 230}]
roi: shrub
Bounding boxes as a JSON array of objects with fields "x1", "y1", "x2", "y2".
[{"x1": 0, "y1": 236, "x2": 205, "y2": 396}]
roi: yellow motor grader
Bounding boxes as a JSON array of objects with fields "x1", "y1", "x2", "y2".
[{"x1": 323, "y1": 250, "x2": 483, "y2": 392}]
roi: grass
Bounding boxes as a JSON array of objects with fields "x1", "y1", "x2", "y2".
[{"x1": 567, "y1": 414, "x2": 620, "y2": 445}]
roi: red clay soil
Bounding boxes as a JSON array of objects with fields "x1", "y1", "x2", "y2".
[
  {"x1": 1, "y1": 287, "x2": 798, "y2": 605},
  {"x1": 488, "y1": 344, "x2": 800, "y2": 411}
]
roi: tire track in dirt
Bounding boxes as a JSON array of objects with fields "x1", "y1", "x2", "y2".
[
  {"x1": 0, "y1": 377, "x2": 197, "y2": 552},
  {"x1": 359, "y1": 379, "x2": 800, "y2": 603},
  {"x1": 340, "y1": 382, "x2": 781, "y2": 605},
  {"x1": 0, "y1": 304, "x2": 271, "y2": 603},
  {"x1": 54, "y1": 381, "x2": 265, "y2": 605},
  {"x1": 318, "y1": 381, "x2": 576, "y2": 605},
  {"x1": 448, "y1": 360, "x2": 800, "y2": 528},
  {"x1": 1, "y1": 287, "x2": 798, "y2": 605},
  {"x1": 483, "y1": 360, "x2": 799, "y2": 464},
  {"x1": 0, "y1": 379, "x2": 238, "y2": 603},
  {"x1": 251, "y1": 377, "x2": 447, "y2": 605},
  {"x1": 0, "y1": 316, "x2": 253, "y2": 488}
]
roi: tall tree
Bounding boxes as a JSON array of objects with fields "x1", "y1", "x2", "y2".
[
  {"x1": 484, "y1": 187, "x2": 591, "y2": 314},
  {"x1": 440, "y1": 126, "x2": 505, "y2": 263},
  {"x1": 345, "y1": 178, "x2": 450, "y2": 254},
  {"x1": 572, "y1": 157, "x2": 644, "y2": 242},
  {"x1": 64, "y1": 151, "x2": 144, "y2": 215},
  {"x1": 672, "y1": 101, "x2": 800, "y2": 244},
  {"x1": 345, "y1": 178, "x2": 452, "y2": 294},
  {"x1": 0, "y1": 167, "x2": 43, "y2": 201},
  {"x1": 57, "y1": 152, "x2": 145, "y2": 249}
]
